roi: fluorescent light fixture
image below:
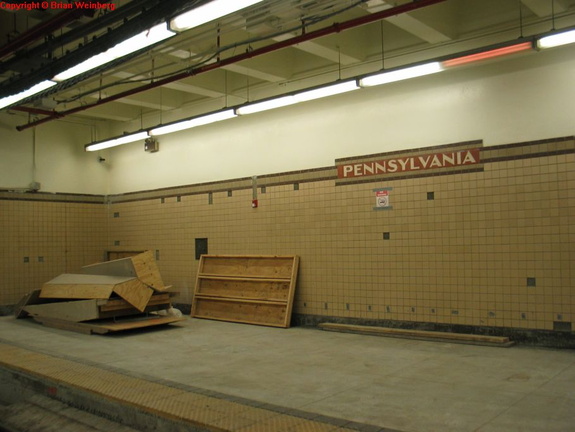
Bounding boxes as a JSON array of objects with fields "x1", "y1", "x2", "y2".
[
  {"x1": 359, "y1": 62, "x2": 443, "y2": 87},
  {"x1": 294, "y1": 81, "x2": 359, "y2": 102},
  {"x1": 54, "y1": 24, "x2": 175, "y2": 82},
  {"x1": 236, "y1": 81, "x2": 359, "y2": 116},
  {"x1": 442, "y1": 42, "x2": 532, "y2": 68},
  {"x1": 85, "y1": 131, "x2": 149, "y2": 152},
  {"x1": 150, "y1": 109, "x2": 236, "y2": 136},
  {"x1": 170, "y1": 0, "x2": 264, "y2": 32},
  {"x1": 236, "y1": 95, "x2": 296, "y2": 115},
  {"x1": 0, "y1": 80, "x2": 57, "y2": 110},
  {"x1": 537, "y1": 28, "x2": 575, "y2": 49}
]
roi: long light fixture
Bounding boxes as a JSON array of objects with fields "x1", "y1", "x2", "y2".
[
  {"x1": 54, "y1": 24, "x2": 175, "y2": 82},
  {"x1": 294, "y1": 81, "x2": 359, "y2": 103},
  {"x1": 85, "y1": 131, "x2": 149, "y2": 152},
  {"x1": 0, "y1": 80, "x2": 57, "y2": 110},
  {"x1": 170, "y1": 0, "x2": 265, "y2": 32},
  {"x1": 359, "y1": 62, "x2": 443, "y2": 87},
  {"x1": 537, "y1": 28, "x2": 575, "y2": 49},
  {"x1": 150, "y1": 109, "x2": 236, "y2": 136},
  {"x1": 236, "y1": 81, "x2": 359, "y2": 115},
  {"x1": 442, "y1": 42, "x2": 533, "y2": 68}
]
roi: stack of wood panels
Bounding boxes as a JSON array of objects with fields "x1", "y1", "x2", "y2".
[
  {"x1": 16, "y1": 251, "x2": 184, "y2": 334},
  {"x1": 192, "y1": 255, "x2": 299, "y2": 328}
]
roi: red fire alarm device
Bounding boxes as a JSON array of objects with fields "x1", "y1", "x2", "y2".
[{"x1": 252, "y1": 199, "x2": 258, "y2": 208}]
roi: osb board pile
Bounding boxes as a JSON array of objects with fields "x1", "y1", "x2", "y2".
[
  {"x1": 16, "y1": 251, "x2": 184, "y2": 334},
  {"x1": 192, "y1": 255, "x2": 299, "y2": 328}
]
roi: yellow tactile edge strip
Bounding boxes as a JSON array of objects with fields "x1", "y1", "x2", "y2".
[{"x1": 0, "y1": 342, "x2": 373, "y2": 432}]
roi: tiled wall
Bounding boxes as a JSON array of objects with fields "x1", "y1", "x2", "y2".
[
  {"x1": 2, "y1": 137, "x2": 574, "y2": 335},
  {"x1": 0, "y1": 194, "x2": 107, "y2": 305}
]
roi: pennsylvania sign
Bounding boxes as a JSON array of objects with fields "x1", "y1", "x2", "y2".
[{"x1": 337, "y1": 147, "x2": 481, "y2": 180}]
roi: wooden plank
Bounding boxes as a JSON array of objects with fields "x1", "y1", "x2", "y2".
[
  {"x1": 195, "y1": 278, "x2": 291, "y2": 301},
  {"x1": 32, "y1": 315, "x2": 184, "y2": 335},
  {"x1": 318, "y1": 323, "x2": 515, "y2": 347},
  {"x1": 100, "y1": 293, "x2": 171, "y2": 312},
  {"x1": 193, "y1": 297, "x2": 288, "y2": 328},
  {"x1": 112, "y1": 278, "x2": 154, "y2": 312},
  {"x1": 200, "y1": 256, "x2": 296, "y2": 278},
  {"x1": 284, "y1": 256, "x2": 300, "y2": 328},
  {"x1": 88, "y1": 316, "x2": 185, "y2": 333},
  {"x1": 23, "y1": 299, "x2": 106, "y2": 322}
]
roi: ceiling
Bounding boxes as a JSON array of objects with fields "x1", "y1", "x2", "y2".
[{"x1": 1, "y1": 0, "x2": 575, "y2": 136}]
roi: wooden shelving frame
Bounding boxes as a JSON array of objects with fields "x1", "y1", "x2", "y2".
[{"x1": 191, "y1": 255, "x2": 299, "y2": 328}]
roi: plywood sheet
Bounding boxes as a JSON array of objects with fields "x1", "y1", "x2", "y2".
[
  {"x1": 130, "y1": 250, "x2": 166, "y2": 291},
  {"x1": 40, "y1": 274, "x2": 138, "y2": 299},
  {"x1": 82, "y1": 251, "x2": 167, "y2": 291},
  {"x1": 112, "y1": 278, "x2": 154, "y2": 312}
]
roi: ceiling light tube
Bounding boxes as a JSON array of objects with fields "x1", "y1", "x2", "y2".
[
  {"x1": 537, "y1": 28, "x2": 575, "y2": 49},
  {"x1": 294, "y1": 81, "x2": 359, "y2": 103},
  {"x1": 170, "y1": 0, "x2": 265, "y2": 32},
  {"x1": 54, "y1": 24, "x2": 175, "y2": 82},
  {"x1": 150, "y1": 109, "x2": 236, "y2": 136},
  {"x1": 0, "y1": 80, "x2": 57, "y2": 110},
  {"x1": 236, "y1": 95, "x2": 296, "y2": 115},
  {"x1": 442, "y1": 42, "x2": 532, "y2": 68},
  {"x1": 85, "y1": 131, "x2": 149, "y2": 152},
  {"x1": 359, "y1": 62, "x2": 443, "y2": 87}
]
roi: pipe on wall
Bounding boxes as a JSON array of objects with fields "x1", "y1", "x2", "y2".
[{"x1": 15, "y1": 0, "x2": 447, "y2": 131}]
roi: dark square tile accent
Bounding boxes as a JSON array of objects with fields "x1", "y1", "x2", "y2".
[
  {"x1": 383, "y1": 232, "x2": 390, "y2": 240},
  {"x1": 427, "y1": 191, "x2": 435, "y2": 200},
  {"x1": 527, "y1": 277, "x2": 536, "y2": 287}
]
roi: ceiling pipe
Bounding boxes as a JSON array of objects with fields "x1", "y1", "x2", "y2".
[
  {"x1": 0, "y1": 8, "x2": 96, "y2": 61},
  {"x1": 15, "y1": 0, "x2": 447, "y2": 131}
]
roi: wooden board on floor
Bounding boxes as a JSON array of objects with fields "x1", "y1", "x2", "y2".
[
  {"x1": 192, "y1": 255, "x2": 299, "y2": 328},
  {"x1": 318, "y1": 323, "x2": 515, "y2": 347},
  {"x1": 23, "y1": 299, "x2": 107, "y2": 322},
  {"x1": 31, "y1": 315, "x2": 185, "y2": 335}
]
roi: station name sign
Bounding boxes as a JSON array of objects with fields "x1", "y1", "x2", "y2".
[{"x1": 337, "y1": 148, "x2": 481, "y2": 179}]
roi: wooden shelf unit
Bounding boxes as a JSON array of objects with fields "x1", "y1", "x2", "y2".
[{"x1": 192, "y1": 255, "x2": 299, "y2": 328}]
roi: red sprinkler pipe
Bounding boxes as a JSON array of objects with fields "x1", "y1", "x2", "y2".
[{"x1": 16, "y1": 0, "x2": 447, "y2": 131}]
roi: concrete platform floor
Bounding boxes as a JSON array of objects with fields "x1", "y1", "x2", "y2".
[{"x1": 0, "y1": 316, "x2": 574, "y2": 432}]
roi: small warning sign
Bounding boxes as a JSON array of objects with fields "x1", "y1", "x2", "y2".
[{"x1": 375, "y1": 190, "x2": 390, "y2": 208}]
